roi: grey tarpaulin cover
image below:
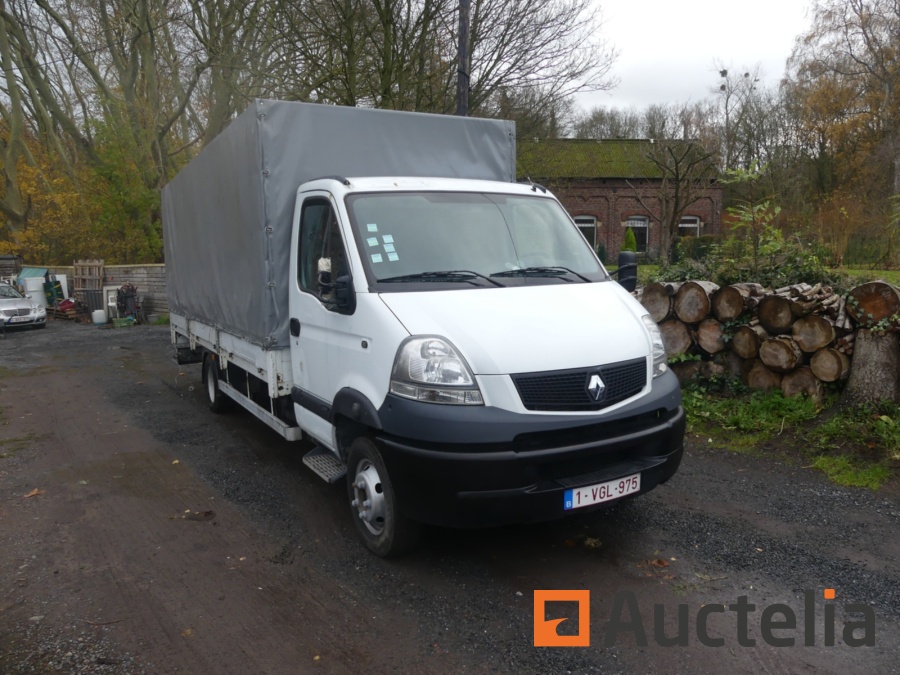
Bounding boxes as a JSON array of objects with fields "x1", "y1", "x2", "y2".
[{"x1": 162, "y1": 99, "x2": 516, "y2": 349}]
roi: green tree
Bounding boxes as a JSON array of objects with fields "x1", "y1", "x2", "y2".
[{"x1": 622, "y1": 227, "x2": 637, "y2": 252}]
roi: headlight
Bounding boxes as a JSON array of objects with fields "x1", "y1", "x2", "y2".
[
  {"x1": 642, "y1": 315, "x2": 668, "y2": 378},
  {"x1": 390, "y1": 336, "x2": 484, "y2": 405}
]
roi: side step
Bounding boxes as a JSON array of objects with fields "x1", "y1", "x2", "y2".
[{"x1": 302, "y1": 446, "x2": 347, "y2": 484}]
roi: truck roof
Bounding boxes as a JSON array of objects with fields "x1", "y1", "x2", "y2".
[{"x1": 299, "y1": 176, "x2": 550, "y2": 196}]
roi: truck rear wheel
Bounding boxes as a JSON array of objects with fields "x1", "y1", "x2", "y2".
[
  {"x1": 347, "y1": 437, "x2": 420, "y2": 557},
  {"x1": 203, "y1": 353, "x2": 231, "y2": 414}
]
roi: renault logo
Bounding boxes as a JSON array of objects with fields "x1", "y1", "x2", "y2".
[{"x1": 587, "y1": 373, "x2": 606, "y2": 401}]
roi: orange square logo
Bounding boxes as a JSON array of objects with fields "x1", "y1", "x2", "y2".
[{"x1": 533, "y1": 590, "x2": 591, "y2": 647}]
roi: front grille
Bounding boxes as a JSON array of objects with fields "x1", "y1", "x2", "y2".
[
  {"x1": 1, "y1": 308, "x2": 29, "y2": 317},
  {"x1": 512, "y1": 358, "x2": 647, "y2": 411}
]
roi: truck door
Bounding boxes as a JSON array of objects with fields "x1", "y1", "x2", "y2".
[{"x1": 289, "y1": 193, "x2": 355, "y2": 449}]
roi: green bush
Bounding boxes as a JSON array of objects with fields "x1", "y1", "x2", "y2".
[
  {"x1": 650, "y1": 234, "x2": 860, "y2": 293},
  {"x1": 622, "y1": 227, "x2": 637, "y2": 253},
  {"x1": 595, "y1": 242, "x2": 607, "y2": 264}
]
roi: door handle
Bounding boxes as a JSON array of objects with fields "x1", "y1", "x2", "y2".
[{"x1": 290, "y1": 318, "x2": 301, "y2": 336}]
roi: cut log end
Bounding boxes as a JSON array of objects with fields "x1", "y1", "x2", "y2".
[
  {"x1": 759, "y1": 336, "x2": 804, "y2": 373},
  {"x1": 674, "y1": 280, "x2": 720, "y2": 324},
  {"x1": 781, "y1": 366, "x2": 825, "y2": 402},
  {"x1": 743, "y1": 359, "x2": 783, "y2": 391}
]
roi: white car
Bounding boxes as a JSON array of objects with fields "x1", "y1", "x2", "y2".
[{"x1": 0, "y1": 282, "x2": 47, "y2": 329}]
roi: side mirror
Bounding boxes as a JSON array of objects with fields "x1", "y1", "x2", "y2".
[
  {"x1": 319, "y1": 272, "x2": 355, "y2": 314},
  {"x1": 333, "y1": 274, "x2": 356, "y2": 314},
  {"x1": 615, "y1": 251, "x2": 638, "y2": 292}
]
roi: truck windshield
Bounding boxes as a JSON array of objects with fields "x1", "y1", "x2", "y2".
[{"x1": 344, "y1": 192, "x2": 604, "y2": 285}]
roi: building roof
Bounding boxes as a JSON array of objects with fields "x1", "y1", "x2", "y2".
[{"x1": 517, "y1": 138, "x2": 674, "y2": 180}]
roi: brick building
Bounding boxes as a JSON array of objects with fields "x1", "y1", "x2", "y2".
[{"x1": 517, "y1": 139, "x2": 723, "y2": 260}]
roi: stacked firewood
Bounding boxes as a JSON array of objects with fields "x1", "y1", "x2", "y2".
[{"x1": 639, "y1": 279, "x2": 900, "y2": 399}]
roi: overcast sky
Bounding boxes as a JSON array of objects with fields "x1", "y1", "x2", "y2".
[{"x1": 575, "y1": 0, "x2": 813, "y2": 112}]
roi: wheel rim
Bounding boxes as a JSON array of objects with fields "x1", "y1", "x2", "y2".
[
  {"x1": 206, "y1": 361, "x2": 216, "y2": 403},
  {"x1": 351, "y1": 459, "x2": 386, "y2": 536}
]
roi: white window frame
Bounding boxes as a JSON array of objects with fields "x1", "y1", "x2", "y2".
[
  {"x1": 679, "y1": 216, "x2": 700, "y2": 238},
  {"x1": 573, "y1": 216, "x2": 597, "y2": 248}
]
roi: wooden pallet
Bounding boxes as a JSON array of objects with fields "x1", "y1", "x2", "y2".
[{"x1": 51, "y1": 307, "x2": 77, "y2": 320}]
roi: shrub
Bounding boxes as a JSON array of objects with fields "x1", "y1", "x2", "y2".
[{"x1": 622, "y1": 227, "x2": 637, "y2": 253}]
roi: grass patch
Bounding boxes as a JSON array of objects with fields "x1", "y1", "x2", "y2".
[
  {"x1": 605, "y1": 264, "x2": 659, "y2": 286},
  {"x1": 151, "y1": 313, "x2": 170, "y2": 326},
  {"x1": 683, "y1": 384, "x2": 898, "y2": 489},
  {"x1": 838, "y1": 268, "x2": 900, "y2": 286},
  {"x1": 684, "y1": 385, "x2": 822, "y2": 451},
  {"x1": 810, "y1": 456, "x2": 890, "y2": 490}
]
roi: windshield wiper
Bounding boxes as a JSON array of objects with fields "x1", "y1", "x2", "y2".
[
  {"x1": 379, "y1": 270, "x2": 503, "y2": 287},
  {"x1": 490, "y1": 266, "x2": 591, "y2": 283}
]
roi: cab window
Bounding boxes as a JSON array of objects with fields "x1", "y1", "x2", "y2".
[{"x1": 298, "y1": 198, "x2": 349, "y2": 307}]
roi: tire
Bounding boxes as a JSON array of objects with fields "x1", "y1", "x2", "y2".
[
  {"x1": 203, "y1": 353, "x2": 231, "y2": 414},
  {"x1": 347, "y1": 437, "x2": 420, "y2": 557}
]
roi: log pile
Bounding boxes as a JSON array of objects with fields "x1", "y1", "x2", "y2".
[{"x1": 642, "y1": 278, "x2": 900, "y2": 400}]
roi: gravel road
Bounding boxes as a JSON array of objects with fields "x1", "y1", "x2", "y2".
[{"x1": 0, "y1": 320, "x2": 897, "y2": 674}]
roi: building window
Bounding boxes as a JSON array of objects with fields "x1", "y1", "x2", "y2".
[
  {"x1": 625, "y1": 216, "x2": 649, "y2": 253},
  {"x1": 679, "y1": 216, "x2": 700, "y2": 238},
  {"x1": 573, "y1": 216, "x2": 597, "y2": 248}
]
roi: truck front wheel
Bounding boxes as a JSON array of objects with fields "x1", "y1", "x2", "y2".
[
  {"x1": 347, "y1": 437, "x2": 420, "y2": 557},
  {"x1": 203, "y1": 353, "x2": 231, "y2": 414}
]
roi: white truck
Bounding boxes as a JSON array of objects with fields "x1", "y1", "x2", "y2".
[{"x1": 163, "y1": 100, "x2": 685, "y2": 556}]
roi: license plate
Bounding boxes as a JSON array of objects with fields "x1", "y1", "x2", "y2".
[
  {"x1": 564, "y1": 473, "x2": 641, "y2": 510},
  {"x1": 10, "y1": 316, "x2": 30, "y2": 323}
]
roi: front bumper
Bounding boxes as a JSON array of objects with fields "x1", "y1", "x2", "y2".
[
  {"x1": 375, "y1": 370, "x2": 685, "y2": 528},
  {"x1": 2, "y1": 314, "x2": 46, "y2": 328}
]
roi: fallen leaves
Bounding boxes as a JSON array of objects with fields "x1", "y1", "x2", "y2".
[
  {"x1": 23, "y1": 488, "x2": 44, "y2": 499},
  {"x1": 650, "y1": 558, "x2": 670, "y2": 568}
]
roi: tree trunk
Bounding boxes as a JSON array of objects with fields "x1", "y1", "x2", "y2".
[
  {"x1": 743, "y1": 358, "x2": 783, "y2": 390},
  {"x1": 731, "y1": 324, "x2": 769, "y2": 359},
  {"x1": 842, "y1": 329, "x2": 900, "y2": 406},
  {"x1": 758, "y1": 295, "x2": 795, "y2": 335},
  {"x1": 791, "y1": 315, "x2": 837, "y2": 353},
  {"x1": 781, "y1": 366, "x2": 825, "y2": 401},
  {"x1": 759, "y1": 336, "x2": 804, "y2": 373},
  {"x1": 846, "y1": 281, "x2": 900, "y2": 325},
  {"x1": 640, "y1": 282, "x2": 675, "y2": 322},
  {"x1": 674, "y1": 280, "x2": 720, "y2": 324},
  {"x1": 711, "y1": 284, "x2": 750, "y2": 322},
  {"x1": 810, "y1": 347, "x2": 850, "y2": 382},
  {"x1": 696, "y1": 318, "x2": 726, "y2": 354},
  {"x1": 658, "y1": 319, "x2": 693, "y2": 357}
]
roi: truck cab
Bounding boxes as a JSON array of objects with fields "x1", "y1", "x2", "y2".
[
  {"x1": 285, "y1": 176, "x2": 684, "y2": 556},
  {"x1": 165, "y1": 100, "x2": 684, "y2": 557}
]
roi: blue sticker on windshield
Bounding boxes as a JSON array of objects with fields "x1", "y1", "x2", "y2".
[
  {"x1": 371, "y1": 253, "x2": 383, "y2": 263},
  {"x1": 367, "y1": 237, "x2": 378, "y2": 247},
  {"x1": 382, "y1": 234, "x2": 394, "y2": 243},
  {"x1": 367, "y1": 223, "x2": 378, "y2": 232},
  {"x1": 387, "y1": 252, "x2": 399, "y2": 262},
  {"x1": 383, "y1": 243, "x2": 395, "y2": 253}
]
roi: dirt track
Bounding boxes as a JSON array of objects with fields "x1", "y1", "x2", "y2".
[{"x1": 0, "y1": 320, "x2": 898, "y2": 674}]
